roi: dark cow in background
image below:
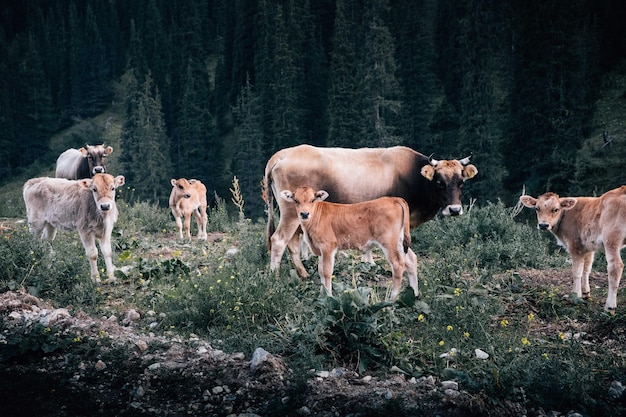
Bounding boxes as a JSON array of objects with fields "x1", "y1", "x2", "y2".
[
  {"x1": 23, "y1": 173, "x2": 125, "y2": 283},
  {"x1": 520, "y1": 187, "x2": 626, "y2": 311},
  {"x1": 264, "y1": 144, "x2": 478, "y2": 281},
  {"x1": 55, "y1": 144, "x2": 113, "y2": 179}
]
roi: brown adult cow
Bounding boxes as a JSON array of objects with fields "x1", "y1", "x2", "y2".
[
  {"x1": 520, "y1": 186, "x2": 626, "y2": 311},
  {"x1": 280, "y1": 186, "x2": 418, "y2": 299},
  {"x1": 169, "y1": 178, "x2": 208, "y2": 240},
  {"x1": 55, "y1": 144, "x2": 113, "y2": 179},
  {"x1": 23, "y1": 173, "x2": 125, "y2": 283},
  {"x1": 264, "y1": 144, "x2": 478, "y2": 280}
]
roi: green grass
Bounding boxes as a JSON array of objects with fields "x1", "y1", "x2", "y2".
[{"x1": 1, "y1": 187, "x2": 625, "y2": 416}]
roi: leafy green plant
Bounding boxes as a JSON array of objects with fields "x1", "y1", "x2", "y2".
[{"x1": 312, "y1": 284, "x2": 397, "y2": 372}]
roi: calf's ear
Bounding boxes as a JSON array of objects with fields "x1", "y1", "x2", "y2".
[
  {"x1": 104, "y1": 146, "x2": 113, "y2": 155},
  {"x1": 421, "y1": 165, "x2": 435, "y2": 181},
  {"x1": 559, "y1": 197, "x2": 577, "y2": 210},
  {"x1": 171, "y1": 179, "x2": 178, "y2": 187},
  {"x1": 315, "y1": 190, "x2": 329, "y2": 201},
  {"x1": 280, "y1": 190, "x2": 295, "y2": 202},
  {"x1": 463, "y1": 164, "x2": 478, "y2": 180},
  {"x1": 114, "y1": 176, "x2": 125, "y2": 187},
  {"x1": 519, "y1": 195, "x2": 537, "y2": 208},
  {"x1": 79, "y1": 178, "x2": 93, "y2": 189}
]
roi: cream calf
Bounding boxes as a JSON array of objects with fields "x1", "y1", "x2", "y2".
[{"x1": 23, "y1": 174, "x2": 125, "y2": 283}]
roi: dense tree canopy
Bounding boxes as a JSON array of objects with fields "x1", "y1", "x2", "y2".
[{"x1": 1, "y1": 0, "x2": 625, "y2": 216}]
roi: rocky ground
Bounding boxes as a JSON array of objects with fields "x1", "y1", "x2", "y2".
[{"x1": 0, "y1": 289, "x2": 599, "y2": 417}]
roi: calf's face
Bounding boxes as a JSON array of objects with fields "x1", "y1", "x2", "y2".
[
  {"x1": 171, "y1": 178, "x2": 195, "y2": 199},
  {"x1": 280, "y1": 187, "x2": 329, "y2": 222},
  {"x1": 81, "y1": 174, "x2": 125, "y2": 211},
  {"x1": 519, "y1": 192, "x2": 577, "y2": 231}
]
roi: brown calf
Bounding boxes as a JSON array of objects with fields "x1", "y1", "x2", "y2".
[
  {"x1": 520, "y1": 186, "x2": 626, "y2": 311},
  {"x1": 169, "y1": 178, "x2": 208, "y2": 240},
  {"x1": 280, "y1": 186, "x2": 418, "y2": 299}
]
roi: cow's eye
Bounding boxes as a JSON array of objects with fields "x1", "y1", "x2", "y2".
[
  {"x1": 436, "y1": 180, "x2": 444, "y2": 189},
  {"x1": 552, "y1": 208, "x2": 559, "y2": 213},
  {"x1": 91, "y1": 187, "x2": 97, "y2": 193},
  {"x1": 534, "y1": 207, "x2": 539, "y2": 212},
  {"x1": 293, "y1": 199, "x2": 299, "y2": 204},
  {"x1": 178, "y1": 185, "x2": 184, "y2": 190}
]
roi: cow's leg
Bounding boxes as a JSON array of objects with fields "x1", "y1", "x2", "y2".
[
  {"x1": 361, "y1": 248, "x2": 375, "y2": 265},
  {"x1": 270, "y1": 219, "x2": 308, "y2": 277},
  {"x1": 318, "y1": 248, "x2": 336, "y2": 296},
  {"x1": 183, "y1": 213, "x2": 192, "y2": 239},
  {"x1": 570, "y1": 253, "x2": 585, "y2": 298},
  {"x1": 98, "y1": 233, "x2": 116, "y2": 282},
  {"x1": 197, "y1": 206, "x2": 208, "y2": 240},
  {"x1": 174, "y1": 215, "x2": 184, "y2": 239},
  {"x1": 79, "y1": 232, "x2": 100, "y2": 283},
  {"x1": 41, "y1": 223, "x2": 57, "y2": 241},
  {"x1": 386, "y1": 248, "x2": 407, "y2": 300},
  {"x1": 581, "y1": 251, "x2": 594, "y2": 298},
  {"x1": 604, "y1": 240, "x2": 624, "y2": 311},
  {"x1": 405, "y1": 248, "x2": 419, "y2": 298}
]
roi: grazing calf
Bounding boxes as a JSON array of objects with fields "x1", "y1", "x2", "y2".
[
  {"x1": 169, "y1": 178, "x2": 208, "y2": 240},
  {"x1": 520, "y1": 186, "x2": 626, "y2": 311},
  {"x1": 280, "y1": 186, "x2": 418, "y2": 299},
  {"x1": 55, "y1": 144, "x2": 113, "y2": 179},
  {"x1": 23, "y1": 174, "x2": 125, "y2": 283}
]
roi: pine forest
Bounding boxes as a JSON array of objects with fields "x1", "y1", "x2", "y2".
[{"x1": 1, "y1": 0, "x2": 626, "y2": 219}]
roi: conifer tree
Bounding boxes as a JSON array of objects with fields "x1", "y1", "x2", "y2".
[
  {"x1": 232, "y1": 76, "x2": 265, "y2": 219},
  {"x1": 327, "y1": 0, "x2": 362, "y2": 147},
  {"x1": 120, "y1": 70, "x2": 172, "y2": 203}
]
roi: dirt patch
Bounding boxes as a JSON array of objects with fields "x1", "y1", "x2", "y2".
[{"x1": 0, "y1": 290, "x2": 539, "y2": 417}]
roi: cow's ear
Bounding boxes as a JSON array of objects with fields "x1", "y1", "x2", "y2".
[
  {"x1": 463, "y1": 164, "x2": 478, "y2": 180},
  {"x1": 104, "y1": 146, "x2": 113, "y2": 155},
  {"x1": 79, "y1": 179, "x2": 92, "y2": 189},
  {"x1": 188, "y1": 179, "x2": 197, "y2": 184},
  {"x1": 421, "y1": 165, "x2": 435, "y2": 181},
  {"x1": 560, "y1": 197, "x2": 577, "y2": 210},
  {"x1": 280, "y1": 190, "x2": 295, "y2": 202},
  {"x1": 78, "y1": 147, "x2": 88, "y2": 155},
  {"x1": 114, "y1": 175, "x2": 125, "y2": 188},
  {"x1": 519, "y1": 195, "x2": 537, "y2": 208},
  {"x1": 315, "y1": 190, "x2": 329, "y2": 201},
  {"x1": 171, "y1": 179, "x2": 177, "y2": 187}
]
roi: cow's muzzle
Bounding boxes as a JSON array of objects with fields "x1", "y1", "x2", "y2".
[
  {"x1": 299, "y1": 212, "x2": 310, "y2": 220},
  {"x1": 93, "y1": 166, "x2": 105, "y2": 174},
  {"x1": 538, "y1": 223, "x2": 550, "y2": 231},
  {"x1": 100, "y1": 203, "x2": 112, "y2": 211},
  {"x1": 443, "y1": 204, "x2": 463, "y2": 216}
]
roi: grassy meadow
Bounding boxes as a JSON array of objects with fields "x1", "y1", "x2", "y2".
[{"x1": 1, "y1": 179, "x2": 626, "y2": 416}]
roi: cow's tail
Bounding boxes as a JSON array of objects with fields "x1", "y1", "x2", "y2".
[
  {"x1": 400, "y1": 199, "x2": 411, "y2": 254},
  {"x1": 262, "y1": 169, "x2": 275, "y2": 251}
]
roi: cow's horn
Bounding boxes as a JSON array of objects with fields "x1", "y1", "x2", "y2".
[
  {"x1": 428, "y1": 154, "x2": 440, "y2": 167},
  {"x1": 459, "y1": 153, "x2": 473, "y2": 166}
]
